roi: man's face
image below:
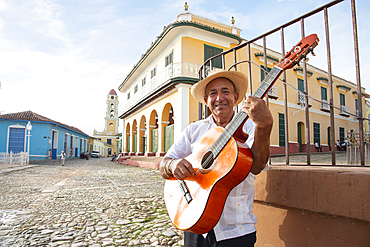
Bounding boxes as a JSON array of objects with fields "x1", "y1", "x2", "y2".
[{"x1": 204, "y1": 77, "x2": 239, "y2": 121}]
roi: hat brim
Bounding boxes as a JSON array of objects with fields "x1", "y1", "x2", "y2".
[{"x1": 191, "y1": 70, "x2": 248, "y2": 105}]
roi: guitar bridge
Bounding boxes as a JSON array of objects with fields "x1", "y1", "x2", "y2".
[{"x1": 178, "y1": 180, "x2": 192, "y2": 204}]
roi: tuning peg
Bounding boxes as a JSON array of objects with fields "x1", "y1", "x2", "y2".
[{"x1": 311, "y1": 50, "x2": 316, "y2": 56}]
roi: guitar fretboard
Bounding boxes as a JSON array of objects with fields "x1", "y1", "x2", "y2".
[{"x1": 210, "y1": 66, "x2": 283, "y2": 157}]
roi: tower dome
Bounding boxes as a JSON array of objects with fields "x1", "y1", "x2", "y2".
[{"x1": 109, "y1": 89, "x2": 117, "y2": 96}]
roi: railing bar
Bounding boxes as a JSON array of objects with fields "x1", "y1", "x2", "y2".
[
  {"x1": 280, "y1": 27, "x2": 289, "y2": 165},
  {"x1": 324, "y1": 7, "x2": 336, "y2": 165},
  {"x1": 351, "y1": 0, "x2": 365, "y2": 166},
  {"x1": 300, "y1": 18, "x2": 311, "y2": 166},
  {"x1": 247, "y1": 43, "x2": 253, "y2": 96},
  {"x1": 233, "y1": 49, "x2": 237, "y2": 71}
]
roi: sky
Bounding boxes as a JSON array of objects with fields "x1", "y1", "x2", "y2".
[{"x1": 0, "y1": 0, "x2": 369, "y2": 136}]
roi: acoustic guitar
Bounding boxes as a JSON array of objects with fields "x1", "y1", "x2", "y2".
[{"x1": 164, "y1": 34, "x2": 319, "y2": 234}]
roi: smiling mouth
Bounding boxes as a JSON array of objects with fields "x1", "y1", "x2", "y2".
[{"x1": 215, "y1": 103, "x2": 227, "y2": 107}]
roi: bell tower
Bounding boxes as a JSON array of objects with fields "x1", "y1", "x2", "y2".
[{"x1": 105, "y1": 89, "x2": 119, "y2": 133}]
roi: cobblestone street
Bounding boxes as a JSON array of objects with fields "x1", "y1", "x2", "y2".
[{"x1": 0, "y1": 158, "x2": 183, "y2": 246}]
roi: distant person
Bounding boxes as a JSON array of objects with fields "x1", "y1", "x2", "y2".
[
  {"x1": 116, "y1": 153, "x2": 121, "y2": 163},
  {"x1": 336, "y1": 140, "x2": 343, "y2": 151},
  {"x1": 47, "y1": 149, "x2": 52, "y2": 160},
  {"x1": 85, "y1": 150, "x2": 89, "y2": 160},
  {"x1": 315, "y1": 142, "x2": 322, "y2": 152},
  {"x1": 60, "y1": 151, "x2": 66, "y2": 166},
  {"x1": 111, "y1": 152, "x2": 117, "y2": 162},
  {"x1": 341, "y1": 139, "x2": 348, "y2": 151}
]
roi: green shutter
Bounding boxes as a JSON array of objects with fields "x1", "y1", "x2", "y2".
[
  {"x1": 321, "y1": 87, "x2": 327, "y2": 100},
  {"x1": 204, "y1": 45, "x2": 223, "y2": 68},
  {"x1": 164, "y1": 125, "x2": 174, "y2": 152},
  {"x1": 151, "y1": 129, "x2": 158, "y2": 153},
  {"x1": 133, "y1": 134, "x2": 137, "y2": 153},
  {"x1": 260, "y1": 66, "x2": 272, "y2": 82},
  {"x1": 298, "y1": 79, "x2": 304, "y2": 93},
  {"x1": 297, "y1": 123, "x2": 302, "y2": 152},
  {"x1": 313, "y1": 123, "x2": 320, "y2": 144},
  {"x1": 278, "y1": 113, "x2": 285, "y2": 147},
  {"x1": 340, "y1": 93, "x2": 345, "y2": 106},
  {"x1": 339, "y1": 127, "x2": 345, "y2": 143}
]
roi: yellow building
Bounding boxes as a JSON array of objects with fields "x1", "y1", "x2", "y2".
[
  {"x1": 365, "y1": 100, "x2": 370, "y2": 133},
  {"x1": 118, "y1": 9, "x2": 367, "y2": 156},
  {"x1": 93, "y1": 89, "x2": 121, "y2": 156}
]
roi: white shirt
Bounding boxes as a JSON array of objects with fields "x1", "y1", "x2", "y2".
[{"x1": 165, "y1": 114, "x2": 261, "y2": 242}]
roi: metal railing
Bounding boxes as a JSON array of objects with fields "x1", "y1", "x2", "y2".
[
  {"x1": 340, "y1": 105, "x2": 350, "y2": 117},
  {"x1": 198, "y1": 0, "x2": 365, "y2": 166},
  {"x1": 320, "y1": 100, "x2": 330, "y2": 112},
  {"x1": 0, "y1": 152, "x2": 28, "y2": 165}
]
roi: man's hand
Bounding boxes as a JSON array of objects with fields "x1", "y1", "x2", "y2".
[
  {"x1": 242, "y1": 96, "x2": 273, "y2": 175},
  {"x1": 160, "y1": 157, "x2": 196, "y2": 180},
  {"x1": 242, "y1": 96, "x2": 273, "y2": 130}
]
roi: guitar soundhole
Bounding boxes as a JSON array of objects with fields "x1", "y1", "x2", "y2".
[{"x1": 201, "y1": 151, "x2": 214, "y2": 169}]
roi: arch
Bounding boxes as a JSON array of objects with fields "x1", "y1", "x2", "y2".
[
  {"x1": 139, "y1": 115, "x2": 147, "y2": 153},
  {"x1": 125, "y1": 123, "x2": 131, "y2": 153},
  {"x1": 162, "y1": 103, "x2": 174, "y2": 152},
  {"x1": 149, "y1": 110, "x2": 159, "y2": 153},
  {"x1": 132, "y1": 120, "x2": 138, "y2": 153}
]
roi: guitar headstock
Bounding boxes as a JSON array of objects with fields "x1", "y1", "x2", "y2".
[{"x1": 277, "y1": 34, "x2": 319, "y2": 70}]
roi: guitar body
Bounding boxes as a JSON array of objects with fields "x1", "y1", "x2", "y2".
[{"x1": 164, "y1": 126, "x2": 253, "y2": 234}]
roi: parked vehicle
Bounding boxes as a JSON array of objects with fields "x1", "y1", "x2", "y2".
[{"x1": 91, "y1": 151, "x2": 100, "y2": 158}]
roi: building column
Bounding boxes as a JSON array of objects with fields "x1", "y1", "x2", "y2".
[{"x1": 175, "y1": 84, "x2": 191, "y2": 141}]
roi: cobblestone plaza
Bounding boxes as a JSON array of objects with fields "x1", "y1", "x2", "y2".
[{"x1": 0, "y1": 158, "x2": 183, "y2": 246}]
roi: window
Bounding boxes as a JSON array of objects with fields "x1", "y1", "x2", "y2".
[
  {"x1": 313, "y1": 123, "x2": 320, "y2": 144},
  {"x1": 355, "y1": 99, "x2": 358, "y2": 111},
  {"x1": 127, "y1": 92, "x2": 130, "y2": 100},
  {"x1": 151, "y1": 67, "x2": 157, "y2": 79},
  {"x1": 107, "y1": 139, "x2": 112, "y2": 145},
  {"x1": 278, "y1": 113, "x2": 285, "y2": 147},
  {"x1": 321, "y1": 87, "x2": 327, "y2": 100},
  {"x1": 261, "y1": 66, "x2": 272, "y2": 82},
  {"x1": 165, "y1": 50, "x2": 173, "y2": 67},
  {"x1": 340, "y1": 93, "x2": 345, "y2": 106},
  {"x1": 134, "y1": 84, "x2": 138, "y2": 93},
  {"x1": 298, "y1": 78, "x2": 304, "y2": 93},
  {"x1": 110, "y1": 103, "x2": 114, "y2": 108},
  {"x1": 70, "y1": 135, "x2": 73, "y2": 152},
  {"x1": 339, "y1": 127, "x2": 345, "y2": 144},
  {"x1": 8, "y1": 127, "x2": 26, "y2": 153},
  {"x1": 204, "y1": 45, "x2": 223, "y2": 68},
  {"x1": 64, "y1": 133, "x2": 70, "y2": 153},
  {"x1": 142, "y1": 77, "x2": 146, "y2": 87}
]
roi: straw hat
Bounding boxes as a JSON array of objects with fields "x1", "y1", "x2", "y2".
[{"x1": 191, "y1": 69, "x2": 248, "y2": 105}]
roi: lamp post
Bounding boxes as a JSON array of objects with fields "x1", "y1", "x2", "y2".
[{"x1": 26, "y1": 121, "x2": 32, "y2": 164}]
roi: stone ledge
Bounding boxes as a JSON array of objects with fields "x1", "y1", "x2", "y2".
[{"x1": 255, "y1": 165, "x2": 370, "y2": 222}]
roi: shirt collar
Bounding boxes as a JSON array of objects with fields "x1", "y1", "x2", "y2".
[{"x1": 203, "y1": 112, "x2": 237, "y2": 127}]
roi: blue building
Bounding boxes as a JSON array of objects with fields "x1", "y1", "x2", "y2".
[{"x1": 0, "y1": 111, "x2": 91, "y2": 161}]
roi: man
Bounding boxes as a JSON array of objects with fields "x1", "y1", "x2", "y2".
[
  {"x1": 159, "y1": 69, "x2": 273, "y2": 246},
  {"x1": 60, "y1": 150, "x2": 66, "y2": 166}
]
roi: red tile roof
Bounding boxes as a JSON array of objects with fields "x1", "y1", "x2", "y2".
[{"x1": 0, "y1": 110, "x2": 90, "y2": 137}]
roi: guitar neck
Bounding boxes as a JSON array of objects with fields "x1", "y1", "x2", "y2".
[{"x1": 210, "y1": 66, "x2": 283, "y2": 157}]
